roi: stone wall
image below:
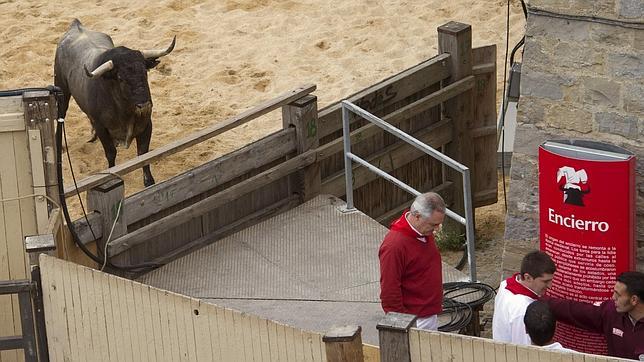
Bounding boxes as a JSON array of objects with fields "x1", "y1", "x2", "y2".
[{"x1": 502, "y1": 0, "x2": 643, "y2": 277}]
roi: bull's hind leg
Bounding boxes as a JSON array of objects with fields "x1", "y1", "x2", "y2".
[{"x1": 136, "y1": 122, "x2": 155, "y2": 187}]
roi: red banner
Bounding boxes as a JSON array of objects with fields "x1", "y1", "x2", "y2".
[{"x1": 538, "y1": 141, "x2": 636, "y2": 355}]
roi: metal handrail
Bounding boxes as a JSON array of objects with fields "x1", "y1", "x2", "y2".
[{"x1": 341, "y1": 100, "x2": 477, "y2": 281}]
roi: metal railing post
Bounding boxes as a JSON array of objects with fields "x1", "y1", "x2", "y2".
[
  {"x1": 462, "y1": 169, "x2": 476, "y2": 282},
  {"x1": 342, "y1": 103, "x2": 355, "y2": 210},
  {"x1": 340, "y1": 100, "x2": 477, "y2": 281}
]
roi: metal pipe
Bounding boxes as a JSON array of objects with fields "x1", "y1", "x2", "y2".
[
  {"x1": 463, "y1": 169, "x2": 477, "y2": 282},
  {"x1": 347, "y1": 153, "x2": 466, "y2": 225},
  {"x1": 342, "y1": 101, "x2": 468, "y2": 172},
  {"x1": 341, "y1": 104, "x2": 355, "y2": 210}
]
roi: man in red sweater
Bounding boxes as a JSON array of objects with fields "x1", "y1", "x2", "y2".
[{"x1": 379, "y1": 192, "x2": 446, "y2": 330}]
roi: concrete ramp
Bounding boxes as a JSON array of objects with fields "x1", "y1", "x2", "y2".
[{"x1": 140, "y1": 195, "x2": 467, "y2": 344}]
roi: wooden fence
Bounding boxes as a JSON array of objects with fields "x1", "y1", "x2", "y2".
[
  {"x1": 0, "y1": 89, "x2": 61, "y2": 362},
  {"x1": 39, "y1": 255, "x2": 629, "y2": 362},
  {"x1": 54, "y1": 21, "x2": 497, "y2": 271},
  {"x1": 40, "y1": 254, "x2": 330, "y2": 361},
  {"x1": 407, "y1": 329, "x2": 628, "y2": 362}
]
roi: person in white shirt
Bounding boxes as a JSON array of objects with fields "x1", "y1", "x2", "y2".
[
  {"x1": 492, "y1": 251, "x2": 556, "y2": 345},
  {"x1": 524, "y1": 300, "x2": 576, "y2": 353}
]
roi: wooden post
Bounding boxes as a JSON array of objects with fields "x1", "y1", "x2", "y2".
[
  {"x1": 323, "y1": 325, "x2": 364, "y2": 362},
  {"x1": 282, "y1": 95, "x2": 320, "y2": 202},
  {"x1": 377, "y1": 312, "x2": 417, "y2": 362},
  {"x1": 438, "y1": 22, "x2": 474, "y2": 227},
  {"x1": 87, "y1": 179, "x2": 126, "y2": 266},
  {"x1": 22, "y1": 91, "x2": 59, "y2": 221}
]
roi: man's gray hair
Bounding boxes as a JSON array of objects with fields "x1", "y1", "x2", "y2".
[{"x1": 409, "y1": 192, "x2": 446, "y2": 218}]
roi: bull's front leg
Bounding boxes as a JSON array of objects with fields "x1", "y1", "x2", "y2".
[
  {"x1": 136, "y1": 121, "x2": 155, "y2": 187},
  {"x1": 95, "y1": 123, "x2": 117, "y2": 168}
]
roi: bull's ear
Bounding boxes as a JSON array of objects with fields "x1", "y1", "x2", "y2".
[{"x1": 145, "y1": 59, "x2": 160, "y2": 70}]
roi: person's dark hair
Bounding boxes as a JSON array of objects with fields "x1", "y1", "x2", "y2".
[
  {"x1": 524, "y1": 301, "x2": 556, "y2": 346},
  {"x1": 616, "y1": 271, "x2": 644, "y2": 301},
  {"x1": 520, "y1": 251, "x2": 556, "y2": 279}
]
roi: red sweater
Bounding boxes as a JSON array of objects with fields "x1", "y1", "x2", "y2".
[{"x1": 379, "y1": 212, "x2": 443, "y2": 317}]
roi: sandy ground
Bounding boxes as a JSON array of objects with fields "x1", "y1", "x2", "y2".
[
  {"x1": 0, "y1": 0, "x2": 525, "y2": 190},
  {"x1": 1, "y1": 0, "x2": 520, "y2": 332}
]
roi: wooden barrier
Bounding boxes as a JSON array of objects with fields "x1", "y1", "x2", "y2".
[
  {"x1": 0, "y1": 90, "x2": 61, "y2": 362},
  {"x1": 39, "y1": 254, "x2": 328, "y2": 361},
  {"x1": 407, "y1": 329, "x2": 630, "y2": 362}
]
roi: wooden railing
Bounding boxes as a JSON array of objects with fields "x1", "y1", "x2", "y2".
[{"x1": 58, "y1": 21, "x2": 498, "y2": 270}]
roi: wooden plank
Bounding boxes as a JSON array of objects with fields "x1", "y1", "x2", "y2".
[
  {"x1": 321, "y1": 118, "x2": 453, "y2": 196},
  {"x1": 77, "y1": 265, "x2": 97, "y2": 359},
  {"x1": 285, "y1": 325, "x2": 297, "y2": 362},
  {"x1": 219, "y1": 307, "x2": 234, "y2": 360},
  {"x1": 461, "y1": 335, "x2": 474, "y2": 362},
  {"x1": 438, "y1": 21, "x2": 474, "y2": 224},
  {"x1": 527, "y1": 345, "x2": 541, "y2": 362},
  {"x1": 515, "y1": 345, "x2": 531, "y2": 362},
  {"x1": 204, "y1": 302, "x2": 222, "y2": 361},
  {"x1": 472, "y1": 338, "x2": 486, "y2": 362},
  {"x1": 276, "y1": 322, "x2": 288, "y2": 362},
  {"x1": 191, "y1": 300, "x2": 211, "y2": 362},
  {"x1": 409, "y1": 329, "x2": 421, "y2": 362},
  {"x1": 63, "y1": 257, "x2": 82, "y2": 362},
  {"x1": 63, "y1": 84, "x2": 315, "y2": 196},
  {"x1": 505, "y1": 342, "x2": 518, "y2": 362},
  {"x1": 472, "y1": 62, "x2": 495, "y2": 75},
  {"x1": 417, "y1": 330, "x2": 431, "y2": 362},
  {"x1": 267, "y1": 319, "x2": 279, "y2": 362},
  {"x1": 109, "y1": 150, "x2": 316, "y2": 256},
  {"x1": 283, "y1": 95, "x2": 320, "y2": 202},
  {"x1": 471, "y1": 44, "x2": 498, "y2": 208},
  {"x1": 27, "y1": 130, "x2": 49, "y2": 234},
  {"x1": 172, "y1": 293, "x2": 189, "y2": 362},
  {"x1": 95, "y1": 270, "x2": 116, "y2": 362},
  {"x1": 122, "y1": 127, "x2": 295, "y2": 224},
  {"x1": 163, "y1": 290, "x2": 180, "y2": 361},
  {"x1": 439, "y1": 333, "x2": 452, "y2": 361},
  {"x1": 232, "y1": 311, "x2": 247, "y2": 361},
  {"x1": 182, "y1": 296, "x2": 198, "y2": 361},
  {"x1": 318, "y1": 53, "x2": 451, "y2": 138},
  {"x1": 316, "y1": 76, "x2": 471, "y2": 163},
  {"x1": 140, "y1": 285, "x2": 158, "y2": 362},
  {"x1": 451, "y1": 334, "x2": 465, "y2": 362},
  {"x1": 428, "y1": 332, "x2": 442, "y2": 361},
  {"x1": 0, "y1": 130, "x2": 18, "y2": 362},
  {"x1": 39, "y1": 256, "x2": 66, "y2": 362},
  {"x1": 258, "y1": 317, "x2": 270, "y2": 362},
  {"x1": 0, "y1": 113, "x2": 25, "y2": 132},
  {"x1": 239, "y1": 313, "x2": 252, "y2": 361},
  {"x1": 131, "y1": 281, "x2": 149, "y2": 362},
  {"x1": 493, "y1": 341, "x2": 507, "y2": 362},
  {"x1": 13, "y1": 130, "x2": 35, "y2": 272},
  {"x1": 249, "y1": 315, "x2": 263, "y2": 361}
]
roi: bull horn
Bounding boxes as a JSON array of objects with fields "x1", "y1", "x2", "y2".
[
  {"x1": 84, "y1": 60, "x2": 114, "y2": 78},
  {"x1": 140, "y1": 36, "x2": 176, "y2": 59}
]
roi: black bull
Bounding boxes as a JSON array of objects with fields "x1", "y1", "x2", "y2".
[{"x1": 54, "y1": 19, "x2": 175, "y2": 186}]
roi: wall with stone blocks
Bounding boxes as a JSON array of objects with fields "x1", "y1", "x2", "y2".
[{"x1": 502, "y1": 0, "x2": 643, "y2": 276}]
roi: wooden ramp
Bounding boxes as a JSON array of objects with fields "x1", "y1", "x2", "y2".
[{"x1": 139, "y1": 195, "x2": 469, "y2": 345}]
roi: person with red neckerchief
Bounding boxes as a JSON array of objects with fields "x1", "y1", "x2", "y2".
[
  {"x1": 492, "y1": 251, "x2": 556, "y2": 345},
  {"x1": 379, "y1": 192, "x2": 446, "y2": 330}
]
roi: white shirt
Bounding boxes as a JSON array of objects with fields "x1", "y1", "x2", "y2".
[
  {"x1": 492, "y1": 276, "x2": 536, "y2": 345},
  {"x1": 541, "y1": 342, "x2": 577, "y2": 353}
]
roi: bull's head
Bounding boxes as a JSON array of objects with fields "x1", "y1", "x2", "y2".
[{"x1": 84, "y1": 36, "x2": 175, "y2": 147}]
